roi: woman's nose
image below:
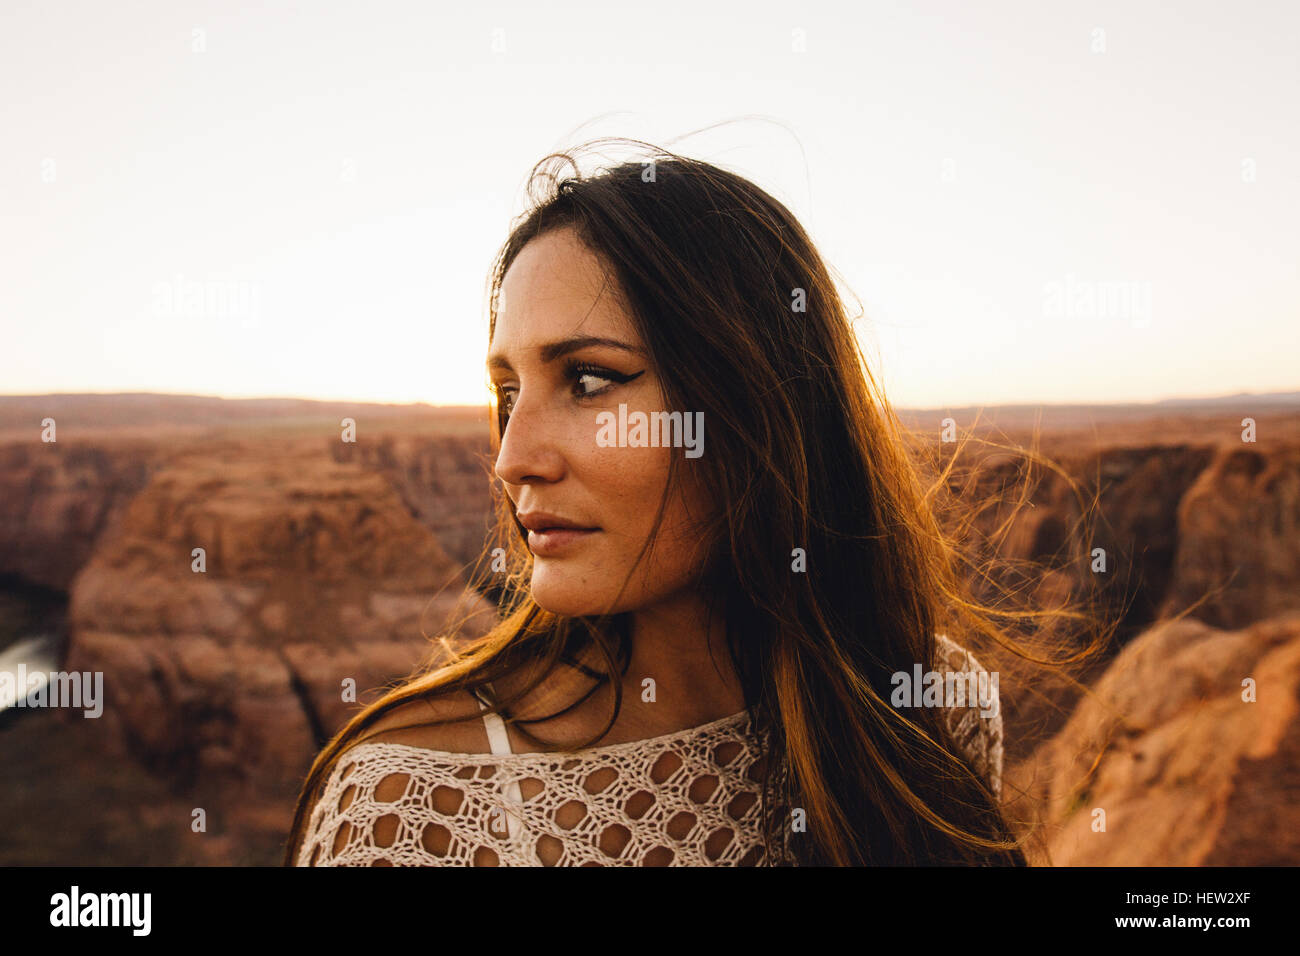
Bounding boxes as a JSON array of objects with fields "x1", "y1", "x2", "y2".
[{"x1": 493, "y1": 390, "x2": 567, "y2": 486}]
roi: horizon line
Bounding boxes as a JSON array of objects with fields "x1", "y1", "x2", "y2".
[{"x1": 0, "y1": 387, "x2": 1297, "y2": 411}]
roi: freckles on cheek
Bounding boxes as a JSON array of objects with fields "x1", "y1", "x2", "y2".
[{"x1": 589, "y1": 444, "x2": 668, "y2": 513}]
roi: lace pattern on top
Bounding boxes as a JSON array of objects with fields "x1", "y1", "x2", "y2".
[
  {"x1": 297, "y1": 634, "x2": 1002, "y2": 866},
  {"x1": 933, "y1": 633, "x2": 1004, "y2": 801},
  {"x1": 299, "y1": 710, "x2": 779, "y2": 867}
]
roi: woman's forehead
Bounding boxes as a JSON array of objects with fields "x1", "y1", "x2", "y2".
[{"x1": 495, "y1": 232, "x2": 638, "y2": 349}]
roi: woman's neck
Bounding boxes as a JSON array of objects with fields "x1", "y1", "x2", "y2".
[
  {"x1": 495, "y1": 591, "x2": 746, "y2": 745},
  {"x1": 623, "y1": 592, "x2": 746, "y2": 721}
]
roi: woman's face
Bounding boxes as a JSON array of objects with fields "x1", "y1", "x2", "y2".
[{"x1": 488, "y1": 227, "x2": 713, "y2": 617}]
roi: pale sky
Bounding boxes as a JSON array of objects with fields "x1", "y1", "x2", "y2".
[{"x1": 2, "y1": 0, "x2": 1296, "y2": 408}]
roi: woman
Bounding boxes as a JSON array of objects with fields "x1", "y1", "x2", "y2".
[{"x1": 285, "y1": 138, "x2": 1043, "y2": 866}]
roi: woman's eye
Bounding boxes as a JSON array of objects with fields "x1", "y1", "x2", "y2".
[
  {"x1": 571, "y1": 367, "x2": 615, "y2": 397},
  {"x1": 493, "y1": 384, "x2": 516, "y2": 415},
  {"x1": 567, "y1": 361, "x2": 643, "y2": 398},
  {"x1": 491, "y1": 363, "x2": 642, "y2": 414}
]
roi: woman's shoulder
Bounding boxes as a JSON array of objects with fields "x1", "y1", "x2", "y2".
[
  {"x1": 303, "y1": 691, "x2": 496, "y2": 835},
  {"x1": 296, "y1": 691, "x2": 506, "y2": 866},
  {"x1": 355, "y1": 689, "x2": 494, "y2": 754}
]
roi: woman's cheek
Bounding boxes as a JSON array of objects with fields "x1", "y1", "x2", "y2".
[{"x1": 588, "y1": 428, "x2": 668, "y2": 501}]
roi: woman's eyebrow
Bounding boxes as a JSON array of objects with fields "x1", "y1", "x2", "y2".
[{"x1": 486, "y1": 335, "x2": 644, "y2": 372}]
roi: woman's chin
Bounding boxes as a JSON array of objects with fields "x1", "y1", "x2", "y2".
[
  {"x1": 531, "y1": 594, "x2": 605, "y2": 617},
  {"x1": 530, "y1": 570, "x2": 615, "y2": 618}
]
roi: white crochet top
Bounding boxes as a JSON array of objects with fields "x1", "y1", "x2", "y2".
[{"x1": 296, "y1": 635, "x2": 1002, "y2": 866}]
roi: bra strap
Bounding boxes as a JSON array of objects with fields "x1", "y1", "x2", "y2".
[
  {"x1": 477, "y1": 695, "x2": 514, "y2": 756},
  {"x1": 475, "y1": 683, "x2": 524, "y2": 844}
]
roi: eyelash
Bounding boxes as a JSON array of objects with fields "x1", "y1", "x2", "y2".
[{"x1": 493, "y1": 361, "x2": 639, "y2": 416}]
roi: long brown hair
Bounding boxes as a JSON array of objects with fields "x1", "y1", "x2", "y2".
[{"x1": 284, "y1": 137, "x2": 1109, "y2": 866}]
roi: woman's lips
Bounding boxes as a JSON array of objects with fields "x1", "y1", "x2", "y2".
[{"x1": 527, "y1": 527, "x2": 600, "y2": 557}]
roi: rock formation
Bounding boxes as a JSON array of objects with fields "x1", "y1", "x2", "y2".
[
  {"x1": 1006, "y1": 611, "x2": 1300, "y2": 865},
  {"x1": 32, "y1": 438, "x2": 494, "y2": 863}
]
